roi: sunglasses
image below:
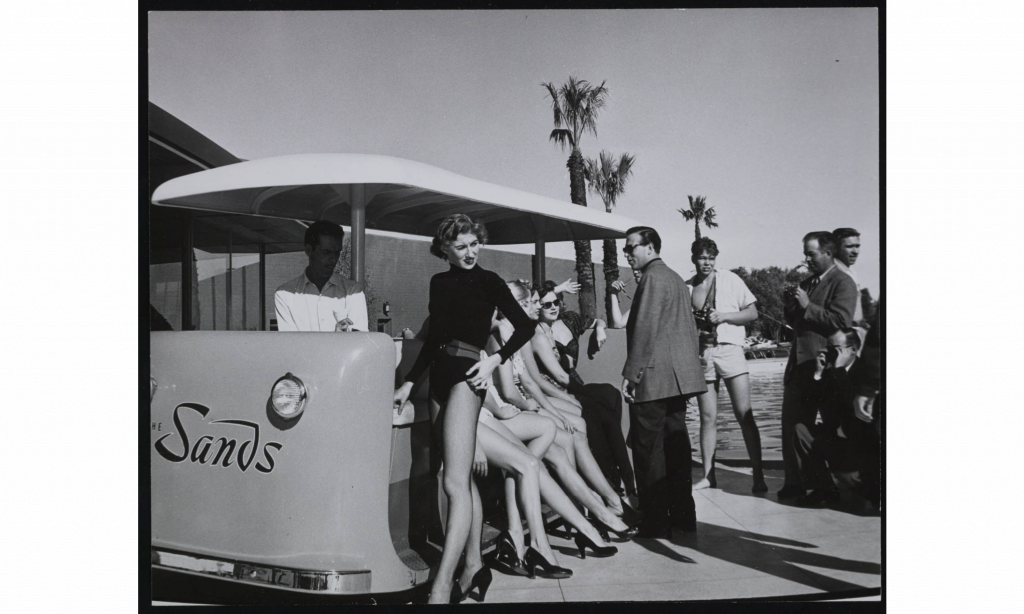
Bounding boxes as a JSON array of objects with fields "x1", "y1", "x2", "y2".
[
  {"x1": 623, "y1": 243, "x2": 647, "y2": 255},
  {"x1": 540, "y1": 299, "x2": 561, "y2": 309}
]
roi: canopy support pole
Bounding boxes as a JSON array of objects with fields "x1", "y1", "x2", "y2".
[
  {"x1": 351, "y1": 185, "x2": 366, "y2": 284},
  {"x1": 532, "y1": 215, "x2": 546, "y2": 286},
  {"x1": 259, "y1": 243, "x2": 266, "y2": 331}
]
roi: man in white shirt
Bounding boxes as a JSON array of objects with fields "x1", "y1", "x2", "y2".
[
  {"x1": 832, "y1": 227, "x2": 864, "y2": 325},
  {"x1": 687, "y1": 237, "x2": 768, "y2": 494},
  {"x1": 274, "y1": 221, "x2": 369, "y2": 333}
]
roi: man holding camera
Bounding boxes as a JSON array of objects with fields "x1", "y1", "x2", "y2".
[
  {"x1": 792, "y1": 328, "x2": 862, "y2": 507},
  {"x1": 777, "y1": 231, "x2": 859, "y2": 501}
]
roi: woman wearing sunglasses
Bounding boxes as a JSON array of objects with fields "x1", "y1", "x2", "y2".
[
  {"x1": 484, "y1": 283, "x2": 635, "y2": 548},
  {"x1": 531, "y1": 280, "x2": 640, "y2": 507},
  {"x1": 394, "y1": 214, "x2": 535, "y2": 604}
]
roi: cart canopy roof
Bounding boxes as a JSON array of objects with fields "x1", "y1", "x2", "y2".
[{"x1": 151, "y1": 153, "x2": 642, "y2": 244}]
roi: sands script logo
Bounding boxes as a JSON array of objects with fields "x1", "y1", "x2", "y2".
[{"x1": 153, "y1": 403, "x2": 283, "y2": 473}]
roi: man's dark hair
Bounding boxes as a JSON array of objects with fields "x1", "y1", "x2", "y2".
[
  {"x1": 832, "y1": 227, "x2": 860, "y2": 242},
  {"x1": 626, "y1": 226, "x2": 662, "y2": 254},
  {"x1": 691, "y1": 237, "x2": 719, "y2": 260},
  {"x1": 838, "y1": 328, "x2": 862, "y2": 352},
  {"x1": 802, "y1": 231, "x2": 837, "y2": 256},
  {"x1": 304, "y1": 220, "x2": 345, "y2": 249}
]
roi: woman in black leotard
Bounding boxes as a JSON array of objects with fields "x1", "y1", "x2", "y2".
[{"x1": 394, "y1": 214, "x2": 533, "y2": 604}]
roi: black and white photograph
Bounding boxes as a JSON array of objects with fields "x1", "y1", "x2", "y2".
[{"x1": 145, "y1": 7, "x2": 882, "y2": 606}]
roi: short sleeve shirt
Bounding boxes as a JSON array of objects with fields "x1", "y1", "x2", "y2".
[
  {"x1": 687, "y1": 269, "x2": 756, "y2": 346},
  {"x1": 274, "y1": 272, "x2": 369, "y2": 332}
]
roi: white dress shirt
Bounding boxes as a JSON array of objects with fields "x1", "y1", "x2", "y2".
[{"x1": 274, "y1": 271, "x2": 369, "y2": 332}]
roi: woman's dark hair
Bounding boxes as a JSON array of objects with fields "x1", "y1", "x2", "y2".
[
  {"x1": 541, "y1": 280, "x2": 562, "y2": 302},
  {"x1": 691, "y1": 237, "x2": 719, "y2": 260},
  {"x1": 430, "y1": 213, "x2": 488, "y2": 260}
]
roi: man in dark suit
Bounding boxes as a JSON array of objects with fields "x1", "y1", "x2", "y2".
[
  {"x1": 777, "y1": 231, "x2": 859, "y2": 500},
  {"x1": 621, "y1": 226, "x2": 707, "y2": 537}
]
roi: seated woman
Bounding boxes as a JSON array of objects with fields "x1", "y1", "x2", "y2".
[
  {"x1": 531, "y1": 281, "x2": 638, "y2": 504},
  {"x1": 466, "y1": 390, "x2": 616, "y2": 585},
  {"x1": 491, "y1": 281, "x2": 639, "y2": 538}
]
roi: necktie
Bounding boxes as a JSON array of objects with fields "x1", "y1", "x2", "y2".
[{"x1": 806, "y1": 276, "x2": 820, "y2": 295}]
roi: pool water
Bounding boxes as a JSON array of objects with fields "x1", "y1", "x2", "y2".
[{"x1": 683, "y1": 359, "x2": 786, "y2": 462}]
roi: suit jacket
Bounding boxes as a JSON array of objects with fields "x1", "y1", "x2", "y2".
[
  {"x1": 784, "y1": 265, "x2": 859, "y2": 384},
  {"x1": 623, "y1": 259, "x2": 707, "y2": 403}
]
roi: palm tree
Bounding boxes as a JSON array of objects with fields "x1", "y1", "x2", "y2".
[
  {"x1": 584, "y1": 150, "x2": 636, "y2": 321},
  {"x1": 542, "y1": 76, "x2": 609, "y2": 319},
  {"x1": 678, "y1": 195, "x2": 719, "y2": 241}
]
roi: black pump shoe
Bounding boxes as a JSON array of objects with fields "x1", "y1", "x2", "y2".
[
  {"x1": 593, "y1": 517, "x2": 639, "y2": 542},
  {"x1": 450, "y1": 566, "x2": 493, "y2": 604},
  {"x1": 617, "y1": 500, "x2": 642, "y2": 527},
  {"x1": 523, "y1": 547, "x2": 573, "y2": 579},
  {"x1": 492, "y1": 531, "x2": 530, "y2": 577},
  {"x1": 574, "y1": 533, "x2": 618, "y2": 559}
]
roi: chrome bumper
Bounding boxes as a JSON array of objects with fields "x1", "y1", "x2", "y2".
[{"x1": 152, "y1": 548, "x2": 372, "y2": 594}]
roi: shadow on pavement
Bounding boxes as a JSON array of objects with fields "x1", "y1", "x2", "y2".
[{"x1": 666, "y1": 521, "x2": 880, "y2": 593}]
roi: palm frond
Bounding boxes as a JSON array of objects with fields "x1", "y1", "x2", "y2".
[
  {"x1": 541, "y1": 82, "x2": 563, "y2": 128},
  {"x1": 678, "y1": 208, "x2": 696, "y2": 221},
  {"x1": 548, "y1": 129, "x2": 574, "y2": 151},
  {"x1": 616, "y1": 153, "x2": 636, "y2": 189}
]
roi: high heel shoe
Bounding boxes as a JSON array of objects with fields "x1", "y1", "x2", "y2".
[
  {"x1": 492, "y1": 531, "x2": 530, "y2": 577},
  {"x1": 618, "y1": 500, "x2": 642, "y2": 528},
  {"x1": 523, "y1": 547, "x2": 573, "y2": 579},
  {"x1": 574, "y1": 532, "x2": 618, "y2": 559},
  {"x1": 592, "y1": 517, "x2": 639, "y2": 542},
  {"x1": 549, "y1": 516, "x2": 575, "y2": 539},
  {"x1": 450, "y1": 566, "x2": 493, "y2": 603}
]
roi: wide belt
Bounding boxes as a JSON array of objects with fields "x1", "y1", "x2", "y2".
[{"x1": 441, "y1": 339, "x2": 484, "y2": 361}]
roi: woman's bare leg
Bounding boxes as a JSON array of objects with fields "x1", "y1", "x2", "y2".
[
  {"x1": 502, "y1": 412, "x2": 556, "y2": 459},
  {"x1": 428, "y1": 383, "x2": 482, "y2": 604},
  {"x1": 694, "y1": 382, "x2": 719, "y2": 490},
  {"x1": 476, "y1": 423, "x2": 552, "y2": 560},
  {"x1": 550, "y1": 396, "x2": 582, "y2": 417},
  {"x1": 456, "y1": 478, "x2": 485, "y2": 594},
  {"x1": 560, "y1": 412, "x2": 627, "y2": 515},
  {"x1": 723, "y1": 374, "x2": 768, "y2": 493},
  {"x1": 485, "y1": 418, "x2": 612, "y2": 549},
  {"x1": 503, "y1": 472, "x2": 526, "y2": 558}
]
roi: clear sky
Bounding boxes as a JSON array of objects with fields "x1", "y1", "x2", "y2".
[{"x1": 149, "y1": 9, "x2": 880, "y2": 293}]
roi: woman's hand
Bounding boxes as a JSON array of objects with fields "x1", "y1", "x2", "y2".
[
  {"x1": 554, "y1": 410, "x2": 576, "y2": 434},
  {"x1": 611, "y1": 280, "x2": 628, "y2": 294},
  {"x1": 394, "y1": 381, "x2": 413, "y2": 413},
  {"x1": 595, "y1": 325, "x2": 607, "y2": 349},
  {"x1": 466, "y1": 354, "x2": 502, "y2": 391},
  {"x1": 473, "y1": 441, "x2": 488, "y2": 477},
  {"x1": 525, "y1": 397, "x2": 542, "y2": 412},
  {"x1": 554, "y1": 278, "x2": 581, "y2": 295}
]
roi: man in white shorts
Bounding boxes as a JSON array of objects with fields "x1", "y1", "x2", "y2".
[{"x1": 687, "y1": 237, "x2": 768, "y2": 493}]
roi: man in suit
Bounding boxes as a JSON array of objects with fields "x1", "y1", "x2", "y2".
[
  {"x1": 621, "y1": 226, "x2": 707, "y2": 538},
  {"x1": 777, "y1": 231, "x2": 859, "y2": 500}
]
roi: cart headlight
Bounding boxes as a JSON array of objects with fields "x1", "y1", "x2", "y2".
[{"x1": 271, "y1": 373, "x2": 307, "y2": 419}]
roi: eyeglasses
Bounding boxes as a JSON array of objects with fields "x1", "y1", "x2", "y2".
[
  {"x1": 623, "y1": 243, "x2": 647, "y2": 255},
  {"x1": 540, "y1": 299, "x2": 561, "y2": 309}
]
